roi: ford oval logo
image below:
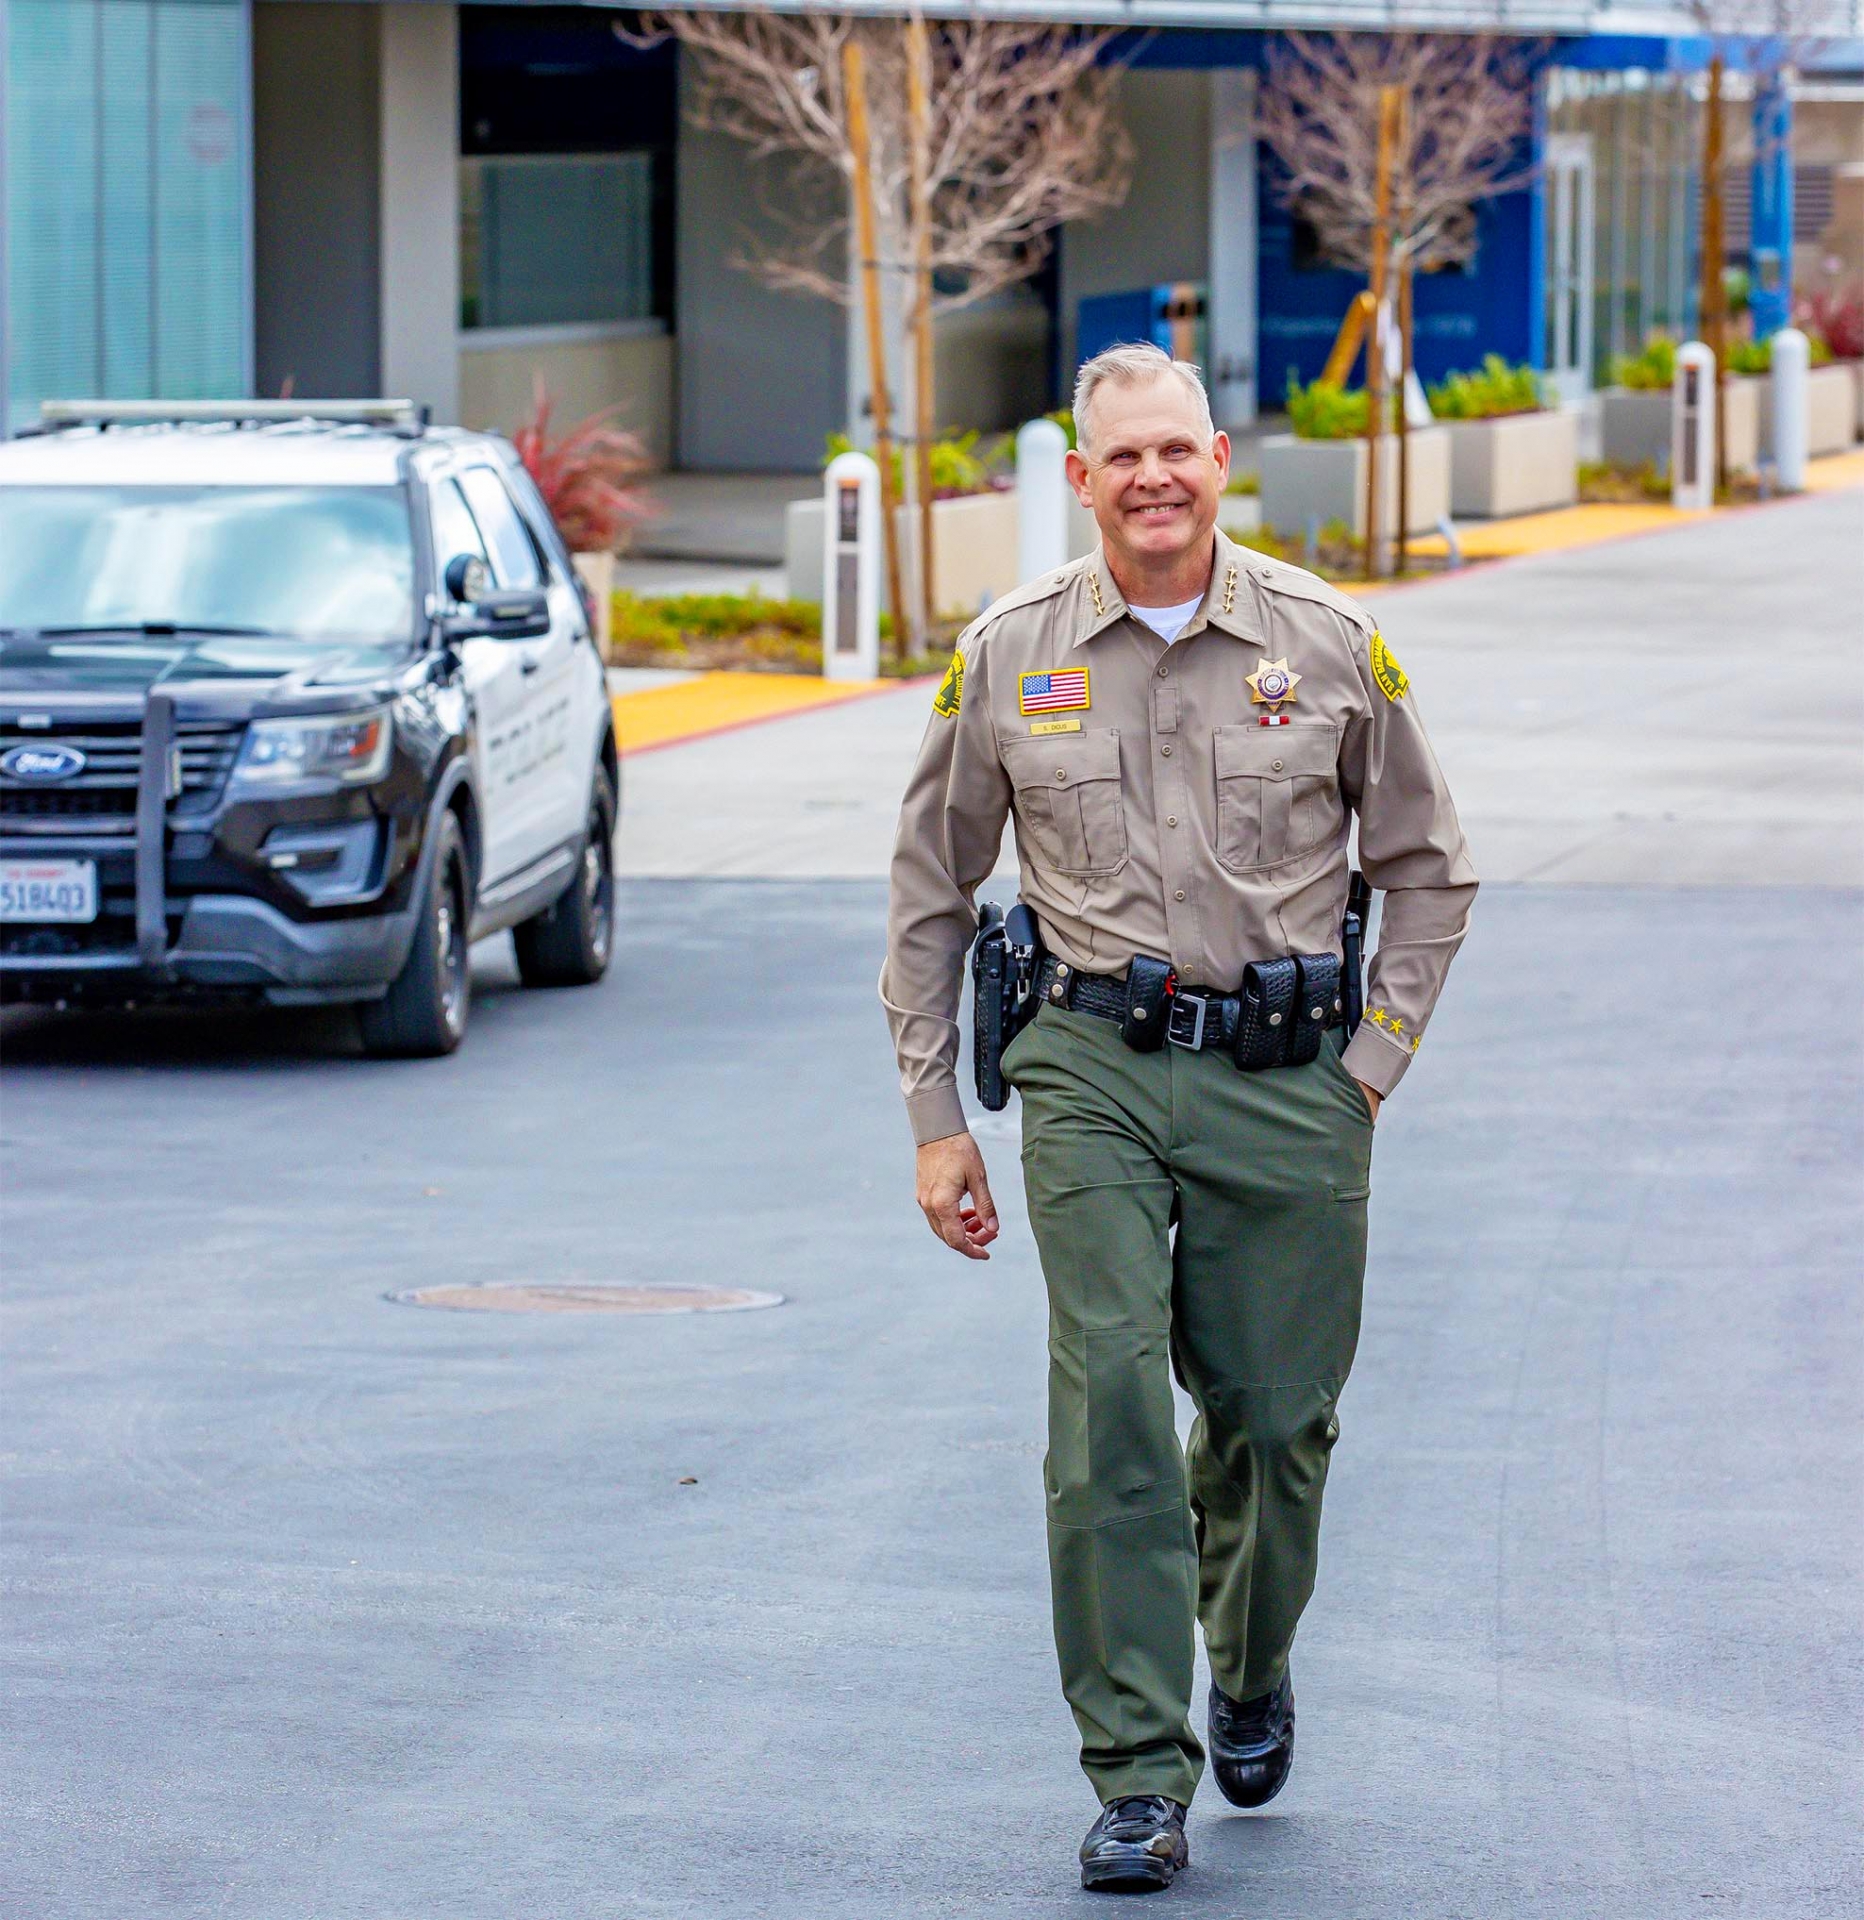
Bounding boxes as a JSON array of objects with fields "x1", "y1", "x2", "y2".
[{"x1": 1, "y1": 744, "x2": 87, "y2": 782}]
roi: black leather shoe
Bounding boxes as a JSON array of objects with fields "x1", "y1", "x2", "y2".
[
  {"x1": 1208, "y1": 1671, "x2": 1295, "y2": 1808},
  {"x1": 1079, "y1": 1795, "x2": 1189, "y2": 1893}
]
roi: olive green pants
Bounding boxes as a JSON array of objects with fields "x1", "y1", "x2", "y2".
[{"x1": 1002, "y1": 1002, "x2": 1372, "y2": 1807}]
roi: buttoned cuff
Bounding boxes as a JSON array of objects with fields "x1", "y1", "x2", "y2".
[
  {"x1": 906, "y1": 1082, "x2": 971, "y2": 1148},
  {"x1": 1341, "y1": 1020, "x2": 1415, "y2": 1099}
]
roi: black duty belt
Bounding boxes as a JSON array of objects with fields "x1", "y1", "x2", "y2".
[{"x1": 1036, "y1": 951, "x2": 1343, "y2": 1071}]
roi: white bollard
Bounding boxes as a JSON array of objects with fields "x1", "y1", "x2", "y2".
[
  {"x1": 1016, "y1": 417, "x2": 1070, "y2": 585},
  {"x1": 820, "y1": 450, "x2": 881, "y2": 682},
  {"x1": 1771, "y1": 326, "x2": 1810, "y2": 493},
  {"x1": 1672, "y1": 341, "x2": 1716, "y2": 510}
]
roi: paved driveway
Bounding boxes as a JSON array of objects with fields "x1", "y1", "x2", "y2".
[{"x1": 3, "y1": 488, "x2": 1859, "y2": 1918}]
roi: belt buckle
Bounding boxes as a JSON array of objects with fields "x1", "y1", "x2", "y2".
[{"x1": 1165, "y1": 991, "x2": 1208, "y2": 1050}]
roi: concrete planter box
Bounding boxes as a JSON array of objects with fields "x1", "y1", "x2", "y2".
[
  {"x1": 1443, "y1": 409, "x2": 1579, "y2": 518},
  {"x1": 1598, "y1": 378, "x2": 1760, "y2": 476},
  {"x1": 787, "y1": 488, "x2": 1020, "y2": 617},
  {"x1": 1596, "y1": 386, "x2": 1672, "y2": 470},
  {"x1": 1258, "y1": 428, "x2": 1450, "y2": 541},
  {"x1": 1760, "y1": 362, "x2": 1858, "y2": 458},
  {"x1": 571, "y1": 550, "x2": 616, "y2": 663}
]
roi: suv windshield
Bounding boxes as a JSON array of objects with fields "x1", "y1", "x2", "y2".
[{"x1": 0, "y1": 486, "x2": 416, "y2": 641}]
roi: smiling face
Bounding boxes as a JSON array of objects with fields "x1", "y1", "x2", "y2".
[{"x1": 1066, "y1": 372, "x2": 1230, "y2": 595}]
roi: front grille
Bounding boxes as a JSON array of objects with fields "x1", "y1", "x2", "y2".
[{"x1": 0, "y1": 716, "x2": 245, "y2": 833}]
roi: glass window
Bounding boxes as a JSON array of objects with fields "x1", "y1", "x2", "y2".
[
  {"x1": 460, "y1": 154, "x2": 654, "y2": 330},
  {"x1": 0, "y1": 487, "x2": 414, "y2": 641},
  {"x1": 5, "y1": 0, "x2": 249, "y2": 431},
  {"x1": 429, "y1": 478, "x2": 490, "y2": 589},
  {"x1": 457, "y1": 468, "x2": 543, "y2": 589}
]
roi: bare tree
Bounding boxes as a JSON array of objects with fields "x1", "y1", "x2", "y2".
[
  {"x1": 1681, "y1": 0, "x2": 1849, "y2": 483},
  {"x1": 638, "y1": 8, "x2": 1132, "y2": 318},
  {"x1": 1254, "y1": 32, "x2": 1539, "y2": 276}
]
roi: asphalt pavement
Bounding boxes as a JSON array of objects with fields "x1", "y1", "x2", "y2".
[{"x1": 4, "y1": 488, "x2": 1862, "y2": 1919}]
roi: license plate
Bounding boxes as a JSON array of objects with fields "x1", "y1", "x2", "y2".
[{"x1": 0, "y1": 858, "x2": 99, "y2": 923}]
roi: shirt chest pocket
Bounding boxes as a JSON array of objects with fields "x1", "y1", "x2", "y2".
[
  {"x1": 1213, "y1": 725, "x2": 1343, "y2": 872},
  {"x1": 1001, "y1": 728, "x2": 1128, "y2": 877}
]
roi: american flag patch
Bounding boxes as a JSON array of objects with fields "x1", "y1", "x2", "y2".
[{"x1": 1019, "y1": 668, "x2": 1090, "y2": 715}]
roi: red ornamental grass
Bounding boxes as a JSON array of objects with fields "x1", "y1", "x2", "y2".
[
  {"x1": 512, "y1": 379, "x2": 655, "y2": 554},
  {"x1": 1796, "y1": 287, "x2": 1864, "y2": 362}
]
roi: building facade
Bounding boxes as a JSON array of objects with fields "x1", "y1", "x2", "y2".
[{"x1": 6, "y1": 0, "x2": 1862, "y2": 464}]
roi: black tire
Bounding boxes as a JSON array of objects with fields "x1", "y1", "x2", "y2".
[
  {"x1": 512, "y1": 769, "x2": 616, "y2": 989},
  {"x1": 359, "y1": 810, "x2": 471, "y2": 1058}
]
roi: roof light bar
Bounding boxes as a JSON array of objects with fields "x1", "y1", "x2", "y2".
[{"x1": 37, "y1": 399, "x2": 429, "y2": 434}]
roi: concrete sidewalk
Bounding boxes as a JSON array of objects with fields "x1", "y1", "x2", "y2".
[{"x1": 615, "y1": 482, "x2": 1864, "y2": 886}]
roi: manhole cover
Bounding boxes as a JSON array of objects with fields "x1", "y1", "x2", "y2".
[{"x1": 387, "y1": 1282, "x2": 784, "y2": 1315}]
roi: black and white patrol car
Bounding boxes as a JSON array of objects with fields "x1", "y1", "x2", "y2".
[{"x1": 0, "y1": 400, "x2": 619, "y2": 1055}]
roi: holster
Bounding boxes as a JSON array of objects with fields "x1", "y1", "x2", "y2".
[{"x1": 971, "y1": 901, "x2": 1043, "y2": 1111}]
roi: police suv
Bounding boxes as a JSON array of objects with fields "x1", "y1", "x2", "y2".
[{"x1": 0, "y1": 401, "x2": 619, "y2": 1055}]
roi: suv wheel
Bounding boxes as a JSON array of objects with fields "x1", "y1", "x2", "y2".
[
  {"x1": 359, "y1": 810, "x2": 471, "y2": 1058},
  {"x1": 513, "y1": 768, "x2": 615, "y2": 989}
]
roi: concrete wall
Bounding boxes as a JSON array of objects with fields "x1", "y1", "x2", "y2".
[
  {"x1": 934, "y1": 295, "x2": 1050, "y2": 434},
  {"x1": 379, "y1": 4, "x2": 459, "y2": 423},
  {"x1": 458, "y1": 323, "x2": 675, "y2": 465},
  {"x1": 253, "y1": 2, "x2": 381, "y2": 399},
  {"x1": 676, "y1": 60, "x2": 845, "y2": 472},
  {"x1": 1058, "y1": 71, "x2": 1212, "y2": 381}
]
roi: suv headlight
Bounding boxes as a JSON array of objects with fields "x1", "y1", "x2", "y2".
[{"x1": 234, "y1": 707, "x2": 393, "y2": 788}]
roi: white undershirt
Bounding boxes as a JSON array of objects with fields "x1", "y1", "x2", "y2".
[{"x1": 1127, "y1": 596, "x2": 1203, "y2": 645}]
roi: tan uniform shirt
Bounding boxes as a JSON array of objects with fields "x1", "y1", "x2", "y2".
[{"x1": 881, "y1": 529, "x2": 1477, "y2": 1147}]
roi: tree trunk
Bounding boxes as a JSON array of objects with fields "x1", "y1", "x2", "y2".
[
  {"x1": 1700, "y1": 52, "x2": 1728, "y2": 496},
  {"x1": 845, "y1": 38, "x2": 908, "y2": 660},
  {"x1": 906, "y1": 14, "x2": 936, "y2": 649},
  {"x1": 1364, "y1": 85, "x2": 1401, "y2": 579}
]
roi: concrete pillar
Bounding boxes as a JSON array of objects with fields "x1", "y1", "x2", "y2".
[
  {"x1": 1016, "y1": 418, "x2": 1069, "y2": 584},
  {"x1": 1673, "y1": 341, "x2": 1715, "y2": 509},
  {"x1": 1750, "y1": 71, "x2": 1794, "y2": 341},
  {"x1": 1208, "y1": 69, "x2": 1257, "y2": 429},
  {"x1": 821, "y1": 451, "x2": 881, "y2": 681},
  {"x1": 1770, "y1": 326, "x2": 1809, "y2": 490},
  {"x1": 379, "y1": 3, "x2": 459, "y2": 422}
]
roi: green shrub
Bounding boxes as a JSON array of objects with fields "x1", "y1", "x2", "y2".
[
  {"x1": 1610, "y1": 335, "x2": 1677, "y2": 391},
  {"x1": 1224, "y1": 471, "x2": 1260, "y2": 496},
  {"x1": 1045, "y1": 409, "x2": 1078, "y2": 449},
  {"x1": 1285, "y1": 377, "x2": 1399, "y2": 439},
  {"x1": 823, "y1": 429, "x2": 1001, "y2": 499},
  {"x1": 1427, "y1": 354, "x2": 1545, "y2": 420},
  {"x1": 1726, "y1": 338, "x2": 1771, "y2": 375}
]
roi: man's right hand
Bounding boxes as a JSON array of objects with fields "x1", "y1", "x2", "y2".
[{"x1": 916, "y1": 1132, "x2": 1000, "y2": 1261}]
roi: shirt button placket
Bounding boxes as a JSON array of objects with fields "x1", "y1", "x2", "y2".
[{"x1": 1153, "y1": 680, "x2": 1192, "y2": 956}]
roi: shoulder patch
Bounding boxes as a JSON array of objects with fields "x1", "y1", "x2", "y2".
[
  {"x1": 1249, "y1": 558, "x2": 1376, "y2": 636},
  {"x1": 1370, "y1": 632, "x2": 1409, "y2": 702},
  {"x1": 932, "y1": 649, "x2": 964, "y2": 717}
]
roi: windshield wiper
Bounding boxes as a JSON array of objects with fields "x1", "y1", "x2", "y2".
[{"x1": 35, "y1": 622, "x2": 281, "y2": 639}]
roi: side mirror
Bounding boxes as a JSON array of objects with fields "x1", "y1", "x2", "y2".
[
  {"x1": 440, "y1": 553, "x2": 552, "y2": 642},
  {"x1": 443, "y1": 553, "x2": 492, "y2": 605}
]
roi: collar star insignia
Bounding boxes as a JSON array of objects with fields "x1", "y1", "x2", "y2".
[{"x1": 1246, "y1": 656, "x2": 1301, "y2": 710}]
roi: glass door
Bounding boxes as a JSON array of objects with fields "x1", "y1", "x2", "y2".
[{"x1": 1545, "y1": 133, "x2": 1596, "y2": 403}]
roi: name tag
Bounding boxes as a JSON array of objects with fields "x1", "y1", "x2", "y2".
[{"x1": 1029, "y1": 717, "x2": 1082, "y2": 736}]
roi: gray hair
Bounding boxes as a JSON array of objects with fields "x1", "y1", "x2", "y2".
[{"x1": 1072, "y1": 342, "x2": 1214, "y2": 460}]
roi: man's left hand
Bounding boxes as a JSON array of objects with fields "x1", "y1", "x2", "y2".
[{"x1": 1355, "y1": 1080, "x2": 1381, "y2": 1124}]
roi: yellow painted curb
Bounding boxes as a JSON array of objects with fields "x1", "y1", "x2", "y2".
[
  {"x1": 1406, "y1": 446, "x2": 1864, "y2": 564},
  {"x1": 611, "y1": 670, "x2": 890, "y2": 756},
  {"x1": 1804, "y1": 447, "x2": 1864, "y2": 493}
]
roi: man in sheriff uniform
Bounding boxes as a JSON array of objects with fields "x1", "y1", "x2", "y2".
[{"x1": 880, "y1": 343, "x2": 1476, "y2": 1893}]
